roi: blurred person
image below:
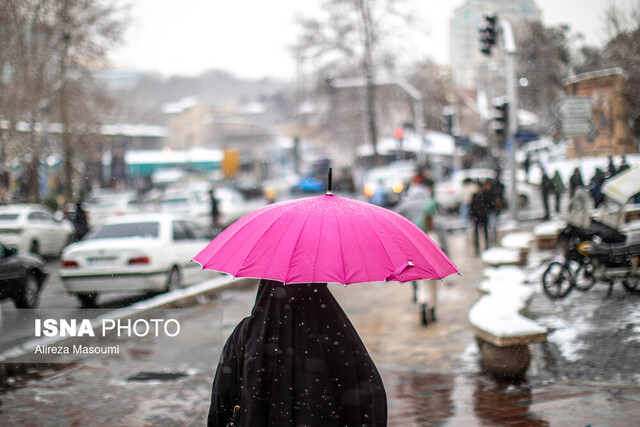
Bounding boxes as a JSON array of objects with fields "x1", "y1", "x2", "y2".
[
  {"x1": 72, "y1": 201, "x2": 89, "y2": 242},
  {"x1": 607, "y1": 156, "x2": 617, "y2": 177},
  {"x1": 569, "y1": 168, "x2": 584, "y2": 199},
  {"x1": 460, "y1": 178, "x2": 477, "y2": 222},
  {"x1": 588, "y1": 168, "x2": 606, "y2": 208},
  {"x1": 413, "y1": 187, "x2": 445, "y2": 326},
  {"x1": 469, "y1": 182, "x2": 490, "y2": 257},
  {"x1": 618, "y1": 155, "x2": 630, "y2": 174},
  {"x1": 208, "y1": 279, "x2": 387, "y2": 426},
  {"x1": 552, "y1": 171, "x2": 566, "y2": 214},
  {"x1": 540, "y1": 169, "x2": 554, "y2": 220},
  {"x1": 522, "y1": 152, "x2": 531, "y2": 182},
  {"x1": 209, "y1": 189, "x2": 220, "y2": 229},
  {"x1": 486, "y1": 179, "x2": 504, "y2": 247}
]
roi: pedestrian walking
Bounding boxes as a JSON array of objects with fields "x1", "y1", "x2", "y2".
[
  {"x1": 209, "y1": 189, "x2": 220, "y2": 230},
  {"x1": 72, "y1": 201, "x2": 89, "y2": 242},
  {"x1": 540, "y1": 170, "x2": 554, "y2": 220},
  {"x1": 522, "y1": 152, "x2": 531, "y2": 183},
  {"x1": 412, "y1": 186, "x2": 442, "y2": 326},
  {"x1": 618, "y1": 155, "x2": 630, "y2": 174},
  {"x1": 552, "y1": 171, "x2": 566, "y2": 214},
  {"x1": 588, "y1": 168, "x2": 606, "y2": 208},
  {"x1": 460, "y1": 177, "x2": 477, "y2": 222},
  {"x1": 607, "y1": 156, "x2": 617, "y2": 177},
  {"x1": 486, "y1": 179, "x2": 504, "y2": 247},
  {"x1": 207, "y1": 279, "x2": 388, "y2": 426},
  {"x1": 469, "y1": 181, "x2": 490, "y2": 256},
  {"x1": 569, "y1": 167, "x2": 584, "y2": 199}
]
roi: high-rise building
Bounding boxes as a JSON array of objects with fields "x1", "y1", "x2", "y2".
[{"x1": 450, "y1": 0, "x2": 541, "y2": 90}]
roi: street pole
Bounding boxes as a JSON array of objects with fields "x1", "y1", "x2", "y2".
[{"x1": 501, "y1": 19, "x2": 518, "y2": 223}]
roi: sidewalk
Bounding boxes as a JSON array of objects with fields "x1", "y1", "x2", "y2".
[{"x1": 0, "y1": 232, "x2": 639, "y2": 425}]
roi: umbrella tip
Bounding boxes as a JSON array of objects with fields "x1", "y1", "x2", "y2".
[{"x1": 326, "y1": 168, "x2": 333, "y2": 195}]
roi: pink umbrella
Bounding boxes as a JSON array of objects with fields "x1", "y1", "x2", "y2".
[{"x1": 193, "y1": 190, "x2": 458, "y2": 285}]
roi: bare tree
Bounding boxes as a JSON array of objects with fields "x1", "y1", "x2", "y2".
[
  {"x1": 602, "y1": 0, "x2": 640, "y2": 137},
  {"x1": 517, "y1": 20, "x2": 572, "y2": 133},
  {"x1": 0, "y1": 0, "x2": 127, "y2": 203},
  {"x1": 296, "y1": 0, "x2": 416, "y2": 164}
]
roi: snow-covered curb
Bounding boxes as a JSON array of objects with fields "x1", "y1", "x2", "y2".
[
  {"x1": 470, "y1": 266, "x2": 547, "y2": 346},
  {"x1": 533, "y1": 220, "x2": 566, "y2": 237},
  {"x1": 480, "y1": 247, "x2": 521, "y2": 266}
]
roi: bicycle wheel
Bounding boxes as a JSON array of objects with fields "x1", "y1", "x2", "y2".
[
  {"x1": 573, "y1": 262, "x2": 596, "y2": 291},
  {"x1": 542, "y1": 261, "x2": 573, "y2": 299}
]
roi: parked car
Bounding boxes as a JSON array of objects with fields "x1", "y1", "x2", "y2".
[
  {"x1": 0, "y1": 242, "x2": 48, "y2": 308},
  {"x1": 59, "y1": 213, "x2": 218, "y2": 307},
  {"x1": 84, "y1": 190, "x2": 144, "y2": 229},
  {"x1": 434, "y1": 168, "x2": 536, "y2": 212},
  {"x1": 362, "y1": 161, "x2": 418, "y2": 207},
  {"x1": 0, "y1": 204, "x2": 74, "y2": 257}
]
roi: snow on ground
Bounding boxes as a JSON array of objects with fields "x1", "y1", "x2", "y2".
[{"x1": 480, "y1": 247, "x2": 521, "y2": 265}]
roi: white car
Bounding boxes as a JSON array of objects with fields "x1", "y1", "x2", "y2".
[
  {"x1": 159, "y1": 185, "x2": 267, "y2": 229},
  {"x1": 362, "y1": 161, "x2": 418, "y2": 206},
  {"x1": 434, "y1": 168, "x2": 536, "y2": 211},
  {"x1": 59, "y1": 213, "x2": 217, "y2": 307},
  {"x1": 0, "y1": 204, "x2": 74, "y2": 256}
]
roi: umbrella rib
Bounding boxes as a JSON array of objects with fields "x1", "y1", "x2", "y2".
[
  {"x1": 333, "y1": 209, "x2": 348, "y2": 284},
  {"x1": 234, "y1": 203, "x2": 297, "y2": 277},
  {"x1": 344, "y1": 208, "x2": 376, "y2": 282},
  {"x1": 284, "y1": 209, "x2": 312, "y2": 283}
]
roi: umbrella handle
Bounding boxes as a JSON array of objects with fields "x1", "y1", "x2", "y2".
[{"x1": 327, "y1": 168, "x2": 333, "y2": 195}]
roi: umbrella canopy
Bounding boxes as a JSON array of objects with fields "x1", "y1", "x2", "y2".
[{"x1": 193, "y1": 193, "x2": 458, "y2": 285}]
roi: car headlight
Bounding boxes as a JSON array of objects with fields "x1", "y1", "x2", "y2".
[
  {"x1": 392, "y1": 181, "x2": 404, "y2": 194},
  {"x1": 364, "y1": 182, "x2": 376, "y2": 197}
]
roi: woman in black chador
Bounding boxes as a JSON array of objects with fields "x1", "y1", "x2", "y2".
[{"x1": 208, "y1": 280, "x2": 387, "y2": 426}]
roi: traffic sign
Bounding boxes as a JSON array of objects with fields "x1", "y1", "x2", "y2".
[
  {"x1": 555, "y1": 96, "x2": 592, "y2": 118},
  {"x1": 562, "y1": 119, "x2": 598, "y2": 137}
]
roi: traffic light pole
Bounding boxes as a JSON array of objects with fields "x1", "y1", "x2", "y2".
[{"x1": 501, "y1": 19, "x2": 518, "y2": 223}]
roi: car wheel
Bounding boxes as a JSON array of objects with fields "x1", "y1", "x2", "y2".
[
  {"x1": 166, "y1": 267, "x2": 182, "y2": 292},
  {"x1": 77, "y1": 293, "x2": 98, "y2": 308},
  {"x1": 29, "y1": 240, "x2": 40, "y2": 256},
  {"x1": 14, "y1": 272, "x2": 41, "y2": 308}
]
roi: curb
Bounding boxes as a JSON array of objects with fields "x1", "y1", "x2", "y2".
[{"x1": 0, "y1": 274, "x2": 258, "y2": 379}]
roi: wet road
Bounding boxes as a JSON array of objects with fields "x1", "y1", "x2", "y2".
[{"x1": 1, "y1": 230, "x2": 639, "y2": 425}]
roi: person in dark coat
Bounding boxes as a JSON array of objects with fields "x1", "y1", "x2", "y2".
[
  {"x1": 589, "y1": 168, "x2": 607, "y2": 208},
  {"x1": 569, "y1": 168, "x2": 584, "y2": 199},
  {"x1": 208, "y1": 279, "x2": 387, "y2": 427},
  {"x1": 607, "y1": 156, "x2": 617, "y2": 177},
  {"x1": 522, "y1": 153, "x2": 531, "y2": 183},
  {"x1": 469, "y1": 182, "x2": 490, "y2": 256},
  {"x1": 72, "y1": 202, "x2": 89, "y2": 242},
  {"x1": 209, "y1": 189, "x2": 220, "y2": 229},
  {"x1": 540, "y1": 170, "x2": 554, "y2": 220},
  {"x1": 551, "y1": 171, "x2": 566, "y2": 214}
]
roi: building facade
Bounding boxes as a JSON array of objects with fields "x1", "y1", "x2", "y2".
[{"x1": 564, "y1": 68, "x2": 637, "y2": 158}]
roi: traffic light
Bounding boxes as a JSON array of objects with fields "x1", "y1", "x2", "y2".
[
  {"x1": 491, "y1": 100, "x2": 508, "y2": 136},
  {"x1": 478, "y1": 13, "x2": 498, "y2": 56}
]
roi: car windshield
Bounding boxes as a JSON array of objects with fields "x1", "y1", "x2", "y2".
[
  {"x1": 0, "y1": 214, "x2": 19, "y2": 220},
  {"x1": 87, "y1": 222, "x2": 160, "y2": 239}
]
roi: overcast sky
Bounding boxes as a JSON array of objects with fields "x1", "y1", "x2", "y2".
[{"x1": 109, "y1": 0, "x2": 616, "y2": 80}]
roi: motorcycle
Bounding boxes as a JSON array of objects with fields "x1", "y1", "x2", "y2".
[{"x1": 542, "y1": 167, "x2": 640, "y2": 299}]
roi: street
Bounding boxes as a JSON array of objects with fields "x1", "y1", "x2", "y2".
[{"x1": 0, "y1": 230, "x2": 639, "y2": 425}]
